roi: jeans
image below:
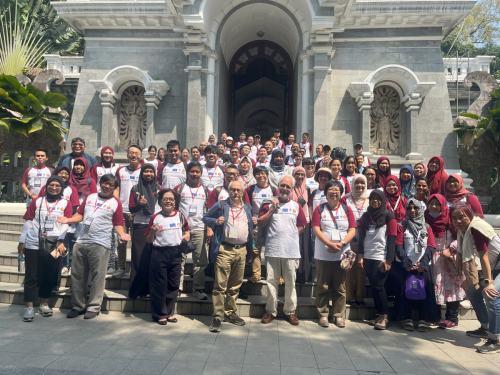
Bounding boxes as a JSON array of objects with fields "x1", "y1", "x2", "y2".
[
  {"x1": 466, "y1": 271, "x2": 489, "y2": 325},
  {"x1": 485, "y1": 273, "x2": 500, "y2": 340}
]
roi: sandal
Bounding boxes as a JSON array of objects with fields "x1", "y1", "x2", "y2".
[
  {"x1": 404, "y1": 319, "x2": 414, "y2": 331},
  {"x1": 418, "y1": 320, "x2": 428, "y2": 332}
]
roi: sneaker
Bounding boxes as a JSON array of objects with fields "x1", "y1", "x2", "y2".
[
  {"x1": 439, "y1": 320, "x2": 458, "y2": 329},
  {"x1": 23, "y1": 307, "x2": 35, "y2": 322},
  {"x1": 374, "y1": 314, "x2": 389, "y2": 330},
  {"x1": 209, "y1": 318, "x2": 222, "y2": 332},
  {"x1": 38, "y1": 303, "x2": 53, "y2": 317},
  {"x1": 477, "y1": 339, "x2": 500, "y2": 354},
  {"x1": 225, "y1": 312, "x2": 245, "y2": 326},
  {"x1": 466, "y1": 326, "x2": 489, "y2": 338},
  {"x1": 112, "y1": 268, "x2": 126, "y2": 278},
  {"x1": 261, "y1": 312, "x2": 276, "y2": 324},
  {"x1": 335, "y1": 317, "x2": 345, "y2": 328},
  {"x1": 84, "y1": 311, "x2": 99, "y2": 320},
  {"x1": 61, "y1": 267, "x2": 69, "y2": 276},
  {"x1": 193, "y1": 290, "x2": 208, "y2": 300},
  {"x1": 318, "y1": 317, "x2": 329, "y2": 327},
  {"x1": 248, "y1": 275, "x2": 261, "y2": 283},
  {"x1": 368, "y1": 314, "x2": 380, "y2": 326},
  {"x1": 107, "y1": 267, "x2": 115, "y2": 275}
]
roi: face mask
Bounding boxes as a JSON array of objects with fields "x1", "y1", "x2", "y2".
[{"x1": 429, "y1": 212, "x2": 440, "y2": 218}]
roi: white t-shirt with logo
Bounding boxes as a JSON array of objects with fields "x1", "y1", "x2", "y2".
[
  {"x1": 285, "y1": 144, "x2": 293, "y2": 158},
  {"x1": 200, "y1": 165, "x2": 224, "y2": 192},
  {"x1": 142, "y1": 158, "x2": 161, "y2": 173},
  {"x1": 145, "y1": 211, "x2": 189, "y2": 247},
  {"x1": 311, "y1": 203, "x2": 356, "y2": 261},
  {"x1": 116, "y1": 166, "x2": 141, "y2": 213},
  {"x1": 76, "y1": 194, "x2": 124, "y2": 249},
  {"x1": 249, "y1": 184, "x2": 275, "y2": 218},
  {"x1": 256, "y1": 160, "x2": 270, "y2": 168},
  {"x1": 306, "y1": 176, "x2": 319, "y2": 191},
  {"x1": 21, "y1": 166, "x2": 52, "y2": 196},
  {"x1": 300, "y1": 142, "x2": 312, "y2": 158},
  {"x1": 94, "y1": 165, "x2": 118, "y2": 193},
  {"x1": 160, "y1": 161, "x2": 187, "y2": 189},
  {"x1": 343, "y1": 193, "x2": 369, "y2": 221},
  {"x1": 309, "y1": 188, "x2": 327, "y2": 215},
  {"x1": 249, "y1": 145, "x2": 259, "y2": 160},
  {"x1": 174, "y1": 183, "x2": 207, "y2": 231},
  {"x1": 401, "y1": 227, "x2": 430, "y2": 265}
]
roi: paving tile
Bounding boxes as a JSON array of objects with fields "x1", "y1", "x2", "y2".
[
  {"x1": 319, "y1": 370, "x2": 359, "y2": 375},
  {"x1": 161, "y1": 361, "x2": 205, "y2": 375},
  {"x1": 170, "y1": 348, "x2": 211, "y2": 362},
  {"x1": 213, "y1": 338, "x2": 248, "y2": 350},
  {"x1": 386, "y1": 359, "x2": 432, "y2": 374},
  {"x1": 44, "y1": 355, "x2": 93, "y2": 373},
  {"x1": 14, "y1": 353, "x2": 60, "y2": 369},
  {"x1": 315, "y1": 353, "x2": 356, "y2": 370},
  {"x1": 243, "y1": 351, "x2": 281, "y2": 366},
  {"x1": 241, "y1": 364, "x2": 280, "y2": 375},
  {"x1": 100, "y1": 343, "x2": 145, "y2": 359},
  {"x1": 424, "y1": 360, "x2": 471, "y2": 375},
  {"x1": 66, "y1": 343, "x2": 113, "y2": 358},
  {"x1": 246, "y1": 339, "x2": 279, "y2": 352},
  {"x1": 279, "y1": 352, "x2": 318, "y2": 368},
  {"x1": 121, "y1": 359, "x2": 169, "y2": 375},
  {"x1": 456, "y1": 360, "x2": 500, "y2": 375},
  {"x1": 135, "y1": 345, "x2": 177, "y2": 361},
  {"x1": 281, "y1": 366, "x2": 320, "y2": 375},
  {"x1": 207, "y1": 349, "x2": 246, "y2": 364},
  {"x1": 89, "y1": 357, "x2": 132, "y2": 375},
  {"x1": 0, "y1": 351, "x2": 23, "y2": 365},
  {"x1": 201, "y1": 363, "x2": 243, "y2": 375}
]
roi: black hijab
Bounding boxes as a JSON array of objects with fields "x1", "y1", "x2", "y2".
[
  {"x1": 136, "y1": 163, "x2": 157, "y2": 216},
  {"x1": 44, "y1": 175, "x2": 65, "y2": 203},
  {"x1": 54, "y1": 166, "x2": 70, "y2": 188},
  {"x1": 363, "y1": 189, "x2": 394, "y2": 230}
]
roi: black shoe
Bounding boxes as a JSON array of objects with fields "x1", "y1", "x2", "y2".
[
  {"x1": 209, "y1": 318, "x2": 222, "y2": 332},
  {"x1": 157, "y1": 320, "x2": 167, "y2": 325},
  {"x1": 167, "y1": 317, "x2": 178, "y2": 323},
  {"x1": 67, "y1": 309, "x2": 84, "y2": 318},
  {"x1": 84, "y1": 311, "x2": 99, "y2": 320},
  {"x1": 238, "y1": 289, "x2": 248, "y2": 300},
  {"x1": 466, "y1": 326, "x2": 489, "y2": 338}
]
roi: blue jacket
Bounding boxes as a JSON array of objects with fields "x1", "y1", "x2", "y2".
[
  {"x1": 57, "y1": 153, "x2": 98, "y2": 170},
  {"x1": 203, "y1": 199, "x2": 254, "y2": 262}
]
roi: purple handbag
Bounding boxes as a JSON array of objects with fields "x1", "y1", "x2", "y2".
[{"x1": 405, "y1": 274, "x2": 426, "y2": 300}]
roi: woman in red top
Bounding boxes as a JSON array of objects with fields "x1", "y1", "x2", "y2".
[
  {"x1": 427, "y1": 156, "x2": 448, "y2": 195},
  {"x1": 443, "y1": 174, "x2": 483, "y2": 218}
]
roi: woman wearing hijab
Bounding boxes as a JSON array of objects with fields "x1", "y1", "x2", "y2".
[
  {"x1": 357, "y1": 190, "x2": 397, "y2": 330},
  {"x1": 384, "y1": 176, "x2": 407, "y2": 222},
  {"x1": 376, "y1": 157, "x2": 391, "y2": 187},
  {"x1": 129, "y1": 164, "x2": 162, "y2": 299},
  {"x1": 341, "y1": 174, "x2": 369, "y2": 306},
  {"x1": 413, "y1": 162, "x2": 427, "y2": 179},
  {"x1": 18, "y1": 176, "x2": 72, "y2": 321},
  {"x1": 399, "y1": 165, "x2": 416, "y2": 199},
  {"x1": 91, "y1": 147, "x2": 117, "y2": 192},
  {"x1": 292, "y1": 167, "x2": 312, "y2": 284},
  {"x1": 238, "y1": 156, "x2": 256, "y2": 190},
  {"x1": 443, "y1": 174, "x2": 483, "y2": 217},
  {"x1": 396, "y1": 199, "x2": 438, "y2": 332},
  {"x1": 208, "y1": 134, "x2": 217, "y2": 146},
  {"x1": 425, "y1": 194, "x2": 464, "y2": 329},
  {"x1": 268, "y1": 149, "x2": 292, "y2": 191},
  {"x1": 427, "y1": 156, "x2": 448, "y2": 195}
]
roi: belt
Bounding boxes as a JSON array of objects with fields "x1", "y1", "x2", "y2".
[{"x1": 221, "y1": 241, "x2": 247, "y2": 249}]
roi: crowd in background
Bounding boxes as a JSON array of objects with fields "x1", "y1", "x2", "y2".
[{"x1": 16, "y1": 128, "x2": 500, "y2": 353}]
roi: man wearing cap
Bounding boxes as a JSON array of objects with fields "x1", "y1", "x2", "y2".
[
  {"x1": 274, "y1": 129, "x2": 285, "y2": 150},
  {"x1": 354, "y1": 143, "x2": 371, "y2": 167},
  {"x1": 235, "y1": 132, "x2": 247, "y2": 148},
  {"x1": 254, "y1": 134, "x2": 262, "y2": 149},
  {"x1": 57, "y1": 137, "x2": 99, "y2": 169}
]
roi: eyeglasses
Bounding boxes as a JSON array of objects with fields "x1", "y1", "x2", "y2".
[
  {"x1": 226, "y1": 172, "x2": 238, "y2": 177},
  {"x1": 230, "y1": 188, "x2": 242, "y2": 193},
  {"x1": 162, "y1": 197, "x2": 175, "y2": 202}
]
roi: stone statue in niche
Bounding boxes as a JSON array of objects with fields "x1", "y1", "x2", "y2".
[
  {"x1": 119, "y1": 86, "x2": 147, "y2": 151},
  {"x1": 370, "y1": 86, "x2": 400, "y2": 155}
]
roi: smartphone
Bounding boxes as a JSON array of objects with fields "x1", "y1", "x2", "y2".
[{"x1": 378, "y1": 261, "x2": 386, "y2": 273}]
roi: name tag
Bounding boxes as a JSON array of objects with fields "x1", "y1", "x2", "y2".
[
  {"x1": 208, "y1": 172, "x2": 214, "y2": 176},
  {"x1": 34, "y1": 178, "x2": 41, "y2": 187},
  {"x1": 330, "y1": 228, "x2": 340, "y2": 241},
  {"x1": 189, "y1": 205, "x2": 197, "y2": 216},
  {"x1": 83, "y1": 217, "x2": 94, "y2": 227},
  {"x1": 368, "y1": 225, "x2": 376, "y2": 234},
  {"x1": 228, "y1": 226, "x2": 238, "y2": 239},
  {"x1": 44, "y1": 220, "x2": 54, "y2": 233}
]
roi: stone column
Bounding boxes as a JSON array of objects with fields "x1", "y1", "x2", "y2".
[
  {"x1": 204, "y1": 49, "x2": 218, "y2": 140},
  {"x1": 99, "y1": 90, "x2": 117, "y2": 150},
  {"x1": 144, "y1": 92, "x2": 160, "y2": 148},
  {"x1": 346, "y1": 83, "x2": 373, "y2": 158},
  {"x1": 300, "y1": 51, "x2": 309, "y2": 138},
  {"x1": 184, "y1": 45, "x2": 206, "y2": 148},
  {"x1": 405, "y1": 96, "x2": 423, "y2": 160},
  {"x1": 360, "y1": 104, "x2": 372, "y2": 155}
]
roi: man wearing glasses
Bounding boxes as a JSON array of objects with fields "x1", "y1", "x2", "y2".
[
  {"x1": 57, "y1": 137, "x2": 99, "y2": 169},
  {"x1": 203, "y1": 180, "x2": 254, "y2": 332},
  {"x1": 258, "y1": 175, "x2": 307, "y2": 325},
  {"x1": 207, "y1": 164, "x2": 250, "y2": 209}
]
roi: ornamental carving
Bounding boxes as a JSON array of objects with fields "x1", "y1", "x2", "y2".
[
  {"x1": 370, "y1": 86, "x2": 400, "y2": 155},
  {"x1": 119, "y1": 86, "x2": 147, "y2": 151}
]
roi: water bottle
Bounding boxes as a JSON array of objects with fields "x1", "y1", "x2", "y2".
[{"x1": 18, "y1": 255, "x2": 25, "y2": 274}]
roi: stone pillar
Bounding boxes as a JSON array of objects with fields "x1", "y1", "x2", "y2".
[
  {"x1": 184, "y1": 46, "x2": 206, "y2": 148},
  {"x1": 99, "y1": 90, "x2": 117, "y2": 150},
  {"x1": 360, "y1": 104, "x2": 372, "y2": 156},
  {"x1": 405, "y1": 96, "x2": 423, "y2": 160},
  {"x1": 204, "y1": 49, "x2": 218, "y2": 140},
  {"x1": 346, "y1": 83, "x2": 373, "y2": 158},
  {"x1": 300, "y1": 51, "x2": 309, "y2": 138},
  {"x1": 144, "y1": 92, "x2": 160, "y2": 148}
]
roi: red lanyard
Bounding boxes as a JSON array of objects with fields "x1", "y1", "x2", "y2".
[
  {"x1": 239, "y1": 174, "x2": 249, "y2": 185},
  {"x1": 101, "y1": 166, "x2": 114, "y2": 174},
  {"x1": 230, "y1": 206, "x2": 244, "y2": 223},
  {"x1": 45, "y1": 199, "x2": 61, "y2": 215},
  {"x1": 205, "y1": 166, "x2": 216, "y2": 182},
  {"x1": 326, "y1": 203, "x2": 340, "y2": 227},
  {"x1": 189, "y1": 184, "x2": 201, "y2": 201},
  {"x1": 93, "y1": 197, "x2": 110, "y2": 214},
  {"x1": 350, "y1": 196, "x2": 366, "y2": 214},
  {"x1": 34, "y1": 167, "x2": 45, "y2": 176}
]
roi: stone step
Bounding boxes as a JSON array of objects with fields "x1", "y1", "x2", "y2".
[
  {"x1": 0, "y1": 230, "x2": 23, "y2": 242},
  {"x1": 0, "y1": 214, "x2": 25, "y2": 223},
  {"x1": 0, "y1": 282, "x2": 477, "y2": 321},
  {"x1": 0, "y1": 221, "x2": 24, "y2": 232}
]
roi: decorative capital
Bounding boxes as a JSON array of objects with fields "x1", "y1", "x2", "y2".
[{"x1": 347, "y1": 82, "x2": 374, "y2": 108}]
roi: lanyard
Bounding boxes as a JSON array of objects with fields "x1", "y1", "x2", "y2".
[
  {"x1": 388, "y1": 196, "x2": 401, "y2": 213},
  {"x1": 205, "y1": 166, "x2": 216, "y2": 182},
  {"x1": 101, "y1": 166, "x2": 114, "y2": 174},
  {"x1": 188, "y1": 184, "x2": 201, "y2": 201},
  {"x1": 34, "y1": 167, "x2": 46, "y2": 176},
  {"x1": 239, "y1": 173, "x2": 249, "y2": 185},
  {"x1": 230, "y1": 205, "x2": 244, "y2": 223},
  {"x1": 326, "y1": 203, "x2": 340, "y2": 229},
  {"x1": 350, "y1": 196, "x2": 366, "y2": 214},
  {"x1": 93, "y1": 197, "x2": 110, "y2": 214},
  {"x1": 45, "y1": 199, "x2": 61, "y2": 216}
]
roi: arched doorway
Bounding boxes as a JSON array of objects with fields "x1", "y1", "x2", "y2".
[{"x1": 228, "y1": 40, "x2": 293, "y2": 141}]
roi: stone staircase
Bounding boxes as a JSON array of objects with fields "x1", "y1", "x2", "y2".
[{"x1": 0, "y1": 208, "x2": 486, "y2": 321}]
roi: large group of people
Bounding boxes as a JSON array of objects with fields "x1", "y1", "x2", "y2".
[{"x1": 16, "y1": 129, "x2": 500, "y2": 354}]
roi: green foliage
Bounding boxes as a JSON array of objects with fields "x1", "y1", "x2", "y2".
[{"x1": 0, "y1": 74, "x2": 68, "y2": 142}]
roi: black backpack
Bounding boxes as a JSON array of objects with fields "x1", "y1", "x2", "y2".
[{"x1": 330, "y1": 147, "x2": 347, "y2": 162}]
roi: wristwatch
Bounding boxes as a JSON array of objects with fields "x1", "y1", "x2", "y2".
[
  {"x1": 340, "y1": 241, "x2": 346, "y2": 247},
  {"x1": 484, "y1": 279, "x2": 492, "y2": 286}
]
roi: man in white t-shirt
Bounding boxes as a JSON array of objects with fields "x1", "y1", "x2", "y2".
[
  {"x1": 285, "y1": 134, "x2": 295, "y2": 158},
  {"x1": 113, "y1": 145, "x2": 142, "y2": 278},
  {"x1": 235, "y1": 132, "x2": 247, "y2": 148},
  {"x1": 247, "y1": 136, "x2": 259, "y2": 160},
  {"x1": 264, "y1": 141, "x2": 273, "y2": 162},
  {"x1": 258, "y1": 175, "x2": 307, "y2": 326},
  {"x1": 313, "y1": 144, "x2": 324, "y2": 164},
  {"x1": 21, "y1": 148, "x2": 53, "y2": 207},
  {"x1": 159, "y1": 140, "x2": 187, "y2": 189},
  {"x1": 300, "y1": 132, "x2": 313, "y2": 158},
  {"x1": 200, "y1": 145, "x2": 225, "y2": 192}
]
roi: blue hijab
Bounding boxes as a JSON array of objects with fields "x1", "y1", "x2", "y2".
[
  {"x1": 270, "y1": 149, "x2": 285, "y2": 173},
  {"x1": 399, "y1": 165, "x2": 416, "y2": 199}
]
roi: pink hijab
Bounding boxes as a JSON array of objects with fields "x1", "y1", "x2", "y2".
[{"x1": 291, "y1": 166, "x2": 308, "y2": 205}]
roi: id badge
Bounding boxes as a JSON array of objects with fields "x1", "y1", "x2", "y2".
[
  {"x1": 368, "y1": 225, "x2": 376, "y2": 234},
  {"x1": 207, "y1": 184, "x2": 214, "y2": 190},
  {"x1": 34, "y1": 178, "x2": 41, "y2": 187},
  {"x1": 228, "y1": 226, "x2": 238, "y2": 239},
  {"x1": 330, "y1": 228, "x2": 340, "y2": 242},
  {"x1": 83, "y1": 217, "x2": 94, "y2": 227},
  {"x1": 44, "y1": 220, "x2": 54, "y2": 233},
  {"x1": 189, "y1": 205, "x2": 197, "y2": 216}
]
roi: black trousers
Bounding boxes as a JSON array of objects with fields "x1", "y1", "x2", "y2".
[
  {"x1": 24, "y1": 247, "x2": 60, "y2": 302},
  {"x1": 131, "y1": 223, "x2": 149, "y2": 281},
  {"x1": 444, "y1": 301, "x2": 460, "y2": 323},
  {"x1": 390, "y1": 262, "x2": 407, "y2": 321},
  {"x1": 364, "y1": 259, "x2": 389, "y2": 315},
  {"x1": 149, "y1": 246, "x2": 182, "y2": 321},
  {"x1": 24, "y1": 249, "x2": 38, "y2": 303}
]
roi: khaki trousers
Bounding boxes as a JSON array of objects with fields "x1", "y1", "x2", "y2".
[
  {"x1": 212, "y1": 244, "x2": 247, "y2": 319},
  {"x1": 345, "y1": 260, "x2": 366, "y2": 302},
  {"x1": 251, "y1": 227, "x2": 262, "y2": 276},
  {"x1": 266, "y1": 257, "x2": 299, "y2": 316},
  {"x1": 316, "y1": 259, "x2": 347, "y2": 319}
]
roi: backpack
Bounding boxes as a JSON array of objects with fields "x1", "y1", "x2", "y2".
[
  {"x1": 178, "y1": 182, "x2": 210, "y2": 213},
  {"x1": 319, "y1": 202, "x2": 348, "y2": 224},
  {"x1": 330, "y1": 147, "x2": 347, "y2": 162}
]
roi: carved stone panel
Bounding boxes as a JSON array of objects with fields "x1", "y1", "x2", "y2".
[
  {"x1": 370, "y1": 86, "x2": 400, "y2": 155},
  {"x1": 119, "y1": 86, "x2": 147, "y2": 151}
]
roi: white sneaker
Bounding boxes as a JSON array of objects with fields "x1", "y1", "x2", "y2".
[
  {"x1": 38, "y1": 303, "x2": 53, "y2": 317},
  {"x1": 193, "y1": 290, "x2": 208, "y2": 300},
  {"x1": 112, "y1": 268, "x2": 127, "y2": 278},
  {"x1": 61, "y1": 267, "x2": 69, "y2": 276},
  {"x1": 107, "y1": 267, "x2": 115, "y2": 275},
  {"x1": 68, "y1": 267, "x2": 71, "y2": 276},
  {"x1": 23, "y1": 307, "x2": 35, "y2": 322}
]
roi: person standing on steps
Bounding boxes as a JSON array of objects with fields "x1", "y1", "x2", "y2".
[
  {"x1": 21, "y1": 148, "x2": 53, "y2": 208},
  {"x1": 113, "y1": 145, "x2": 142, "y2": 278},
  {"x1": 258, "y1": 175, "x2": 307, "y2": 326},
  {"x1": 200, "y1": 145, "x2": 224, "y2": 193},
  {"x1": 204, "y1": 181, "x2": 254, "y2": 332},
  {"x1": 159, "y1": 140, "x2": 187, "y2": 189},
  {"x1": 57, "y1": 174, "x2": 131, "y2": 319},
  {"x1": 19, "y1": 176, "x2": 72, "y2": 322},
  {"x1": 57, "y1": 137, "x2": 98, "y2": 170}
]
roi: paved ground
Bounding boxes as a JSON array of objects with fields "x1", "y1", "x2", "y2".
[{"x1": 0, "y1": 303, "x2": 498, "y2": 375}]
